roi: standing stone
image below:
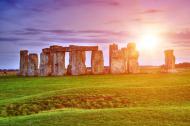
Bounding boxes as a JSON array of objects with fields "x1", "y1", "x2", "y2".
[
  {"x1": 67, "y1": 64, "x2": 72, "y2": 75},
  {"x1": 28, "y1": 53, "x2": 38, "y2": 76},
  {"x1": 122, "y1": 47, "x2": 128, "y2": 73},
  {"x1": 127, "y1": 43, "x2": 139, "y2": 73},
  {"x1": 52, "y1": 52, "x2": 66, "y2": 76},
  {"x1": 91, "y1": 50, "x2": 104, "y2": 74},
  {"x1": 109, "y1": 44, "x2": 118, "y2": 67},
  {"x1": 39, "y1": 53, "x2": 45, "y2": 76},
  {"x1": 128, "y1": 57, "x2": 139, "y2": 73},
  {"x1": 19, "y1": 50, "x2": 28, "y2": 76},
  {"x1": 50, "y1": 45, "x2": 66, "y2": 76},
  {"x1": 164, "y1": 50, "x2": 176, "y2": 73},
  {"x1": 68, "y1": 49, "x2": 86, "y2": 75},
  {"x1": 40, "y1": 48, "x2": 52, "y2": 76},
  {"x1": 109, "y1": 44, "x2": 125, "y2": 74}
]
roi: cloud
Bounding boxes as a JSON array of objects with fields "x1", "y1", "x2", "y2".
[
  {"x1": 78, "y1": 30, "x2": 128, "y2": 36},
  {"x1": 16, "y1": 41, "x2": 49, "y2": 47},
  {"x1": 164, "y1": 30, "x2": 190, "y2": 40},
  {"x1": 0, "y1": 0, "x2": 120, "y2": 13},
  {"x1": 58, "y1": 38, "x2": 110, "y2": 43},
  {"x1": 160, "y1": 30, "x2": 190, "y2": 50},
  {"x1": 141, "y1": 9, "x2": 163, "y2": 14},
  {"x1": 132, "y1": 18, "x2": 142, "y2": 22},
  {"x1": 0, "y1": 37, "x2": 26, "y2": 42},
  {"x1": 0, "y1": 27, "x2": 129, "y2": 47},
  {"x1": 24, "y1": 28, "x2": 77, "y2": 35},
  {"x1": 3, "y1": 28, "x2": 190, "y2": 47},
  {"x1": 53, "y1": 0, "x2": 120, "y2": 8},
  {"x1": 131, "y1": 17, "x2": 159, "y2": 24},
  {"x1": 6, "y1": 28, "x2": 129, "y2": 38},
  {"x1": 0, "y1": 0, "x2": 121, "y2": 28},
  {"x1": 104, "y1": 20, "x2": 123, "y2": 25}
]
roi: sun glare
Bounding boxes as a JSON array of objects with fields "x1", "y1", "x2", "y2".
[{"x1": 137, "y1": 33, "x2": 160, "y2": 51}]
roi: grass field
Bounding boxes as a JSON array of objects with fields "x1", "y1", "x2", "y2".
[{"x1": 0, "y1": 68, "x2": 190, "y2": 126}]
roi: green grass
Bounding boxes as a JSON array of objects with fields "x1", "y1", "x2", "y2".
[
  {"x1": 0, "y1": 68, "x2": 190, "y2": 125},
  {"x1": 1, "y1": 107, "x2": 190, "y2": 126}
]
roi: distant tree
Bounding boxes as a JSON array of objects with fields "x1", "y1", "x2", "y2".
[
  {"x1": 176, "y1": 62, "x2": 190, "y2": 68},
  {"x1": 3, "y1": 70, "x2": 7, "y2": 76}
]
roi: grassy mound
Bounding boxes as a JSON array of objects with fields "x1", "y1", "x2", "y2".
[
  {"x1": 2, "y1": 94, "x2": 128, "y2": 116},
  {"x1": 2, "y1": 85, "x2": 190, "y2": 116},
  {"x1": 1, "y1": 107, "x2": 190, "y2": 126}
]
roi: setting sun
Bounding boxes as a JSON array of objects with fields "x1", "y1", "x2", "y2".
[{"x1": 137, "y1": 32, "x2": 160, "y2": 51}]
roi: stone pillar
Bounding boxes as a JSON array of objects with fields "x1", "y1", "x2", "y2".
[
  {"x1": 109, "y1": 44, "x2": 125, "y2": 74},
  {"x1": 67, "y1": 64, "x2": 72, "y2": 75},
  {"x1": 50, "y1": 45, "x2": 66, "y2": 76},
  {"x1": 109, "y1": 44, "x2": 118, "y2": 67},
  {"x1": 52, "y1": 52, "x2": 66, "y2": 76},
  {"x1": 68, "y1": 48, "x2": 86, "y2": 75},
  {"x1": 91, "y1": 50, "x2": 104, "y2": 74},
  {"x1": 39, "y1": 48, "x2": 52, "y2": 76},
  {"x1": 127, "y1": 43, "x2": 139, "y2": 73},
  {"x1": 164, "y1": 50, "x2": 176, "y2": 73},
  {"x1": 121, "y1": 47, "x2": 128, "y2": 73},
  {"x1": 28, "y1": 53, "x2": 38, "y2": 76},
  {"x1": 20, "y1": 50, "x2": 28, "y2": 76}
]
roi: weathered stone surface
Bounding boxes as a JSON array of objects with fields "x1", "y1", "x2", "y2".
[
  {"x1": 127, "y1": 42, "x2": 136, "y2": 51},
  {"x1": 52, "y1": 52, "x2": 66, "y2": 76},
  {"x1": 20, "y1": 50, "x2": 28, "y2": 76},
  {"x1": 109, "y1": 44, "x2": 125, "y2": 74},
  {"x1": 127, "y1": 43, "x2": 139, "y2": 73},
  {"x1": 68, "y1": 47, "x2": 86, "y2": 75},
  {"x1": 39, "y1": 48, "x2": 52, "y2": 76},
  {"x1": 121, "y1": 48, "x2": 128, "y2": 73},
  {"x1": 109, "y1": 43, "x2": 139, "y2": 74},
  {"x1": 28, "y1": 53, "x2": 38, "y2": 76},
  {"x1": 50, "y1": 45, "x2": 66, "y2": 76},
  {"x1": 91, "y1": 50, "x2": 104, "y2": 74},
  {"x1": 128, "y1": 58, "x2": 139, "y2": 73},
  {"x1": 109, "y1": 44, "x2": 118, "y2": 67},
  {"x1": 68, "y1": 45, "x2": 98, "y2": 51},
  {"x1": 49, "y1": 45, "x2": 98, "y2": 52},
  {"x1": 67, "y1": 64, "x2": 72, "y2": 75},
  {"x1": 164, "y1": 50, "x2": 176, "y2": 73}
]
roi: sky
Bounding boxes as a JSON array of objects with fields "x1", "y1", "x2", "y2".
[{"x1": 0, "y1": 0, "x2": 190, "y2": 69}]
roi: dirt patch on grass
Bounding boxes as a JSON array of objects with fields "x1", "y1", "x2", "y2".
[
  {"x1": 1, "y1": 95, "x2": 129, "y2": 116},
  {"x1": 2, "y1": 86, "x2": 190, "y2": 117}
]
